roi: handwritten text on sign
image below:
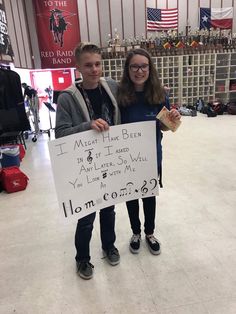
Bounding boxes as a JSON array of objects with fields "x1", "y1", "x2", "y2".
[{"x1": 48, "y1": 121, "x2": 158, "y2": 219}]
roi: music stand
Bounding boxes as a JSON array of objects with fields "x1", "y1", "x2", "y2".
[
  {"x1": 42, "y1": 102, "x2": 56, "y2": 135},
  {"x1": 53, "y1": 90, "x2": 61, "y2": 104}
]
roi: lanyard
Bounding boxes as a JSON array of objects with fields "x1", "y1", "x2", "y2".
[{"x1": 78, "y1": 83, "x2": 112, "y2": 125}]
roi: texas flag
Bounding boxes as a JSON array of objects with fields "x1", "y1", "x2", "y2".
[{"x1": 200, "y1": 7, "x2": 233, "y2": 30}]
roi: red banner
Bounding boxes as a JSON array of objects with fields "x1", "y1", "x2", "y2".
[{"x1": 34, "y1": 0, "x2": 81, "y2": 69}]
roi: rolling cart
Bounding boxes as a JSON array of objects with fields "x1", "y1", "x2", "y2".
[{"x1": 26, "y1": 95, "x2": 40, "y2": 142}]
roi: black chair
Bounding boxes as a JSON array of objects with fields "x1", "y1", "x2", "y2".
[
  {"x1": 0, "y1": 130, "x2": 26, "y2": 149},
  {"x1": 0, "y1": 108, "x2": 29, "y2": 149}
]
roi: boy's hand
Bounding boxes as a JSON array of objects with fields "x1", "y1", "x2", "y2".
[{"x1": 91, "y1": 118, "x2": 109, "y2": 132}]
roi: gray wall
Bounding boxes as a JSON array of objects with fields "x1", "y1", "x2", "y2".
[
  {"x1": 4, "y1": 0, "x2": 236, "y2": 69},
  {"x1": 78, "y1": 0, "x2": 236, "y2": 45},
  {"x1": 4, "y1": 0, "x2": 35, "y2": 68}
]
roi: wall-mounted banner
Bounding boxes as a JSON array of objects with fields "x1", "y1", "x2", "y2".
[
  {"x1": 34, "y1": 0, "x2": 81, "y2": 69},
  {"x1": 48, "y1": 121, "x2": 159, "y2": 220},
  {"x1": 0, "y1": 0, "x2": 14, "y2": 61}
]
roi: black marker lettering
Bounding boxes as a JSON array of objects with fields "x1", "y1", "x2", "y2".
[
  {"x1": 120, "y1": 187, "x2": 127, "y2": 196},
  {"x1": 104, "y1": 145, "x2": 113, "y2": 156},
  {"x1": 102, "y1": 132, "x2": 110, "y2": 142},
  {"x1": 68, "y1": 178, "x2": 78, "y2": 189},
  {"x1": 141, "y1": 180, "x2": 148, "y2": 194},
  {"x1": 84, "y1": 200, "x2": 95, "y2": 209},
  {"x1": 150, "y1": 178, "x2": 158, "y2": 190},
  {"x1": 103, "y1": 193, "x2": 109, "y2": 201},
  {"x1": 55, "y1": 143, "x2": 68, "y2": 156},
  {"x1": 111, "y1": 191, "x2": 117, "y2": 199}
]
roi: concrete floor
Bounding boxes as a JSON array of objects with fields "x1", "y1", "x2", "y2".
[{"x1": 0, "y1": 114, "x2": 236, "y2": 314}]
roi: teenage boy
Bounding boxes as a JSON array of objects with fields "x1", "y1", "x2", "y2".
[{"x1": 55, "y1": 43, "x2": 120, "y2": 280}]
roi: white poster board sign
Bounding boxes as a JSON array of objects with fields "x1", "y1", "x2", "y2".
[{"x1": 48, "y1": 121, "x2": 158, "y2": 220}]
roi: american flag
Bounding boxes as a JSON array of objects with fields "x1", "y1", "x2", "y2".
[{"x1": 147, "y1": 7, "x2": 178, "y2": 31}]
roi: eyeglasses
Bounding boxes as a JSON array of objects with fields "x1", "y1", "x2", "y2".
[{"x1": 129, "y1": 64, "x2": 149, "y2": 72}]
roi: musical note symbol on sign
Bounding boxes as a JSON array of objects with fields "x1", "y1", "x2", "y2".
[
  {"x1": 141, "y1": 180, "x2": 148, "y2": 195},
  {"x1": 87, "y1": 150, "x2": 93, "y2": 164},
  {"x1": 102, "y1": 170, "x2": 107, "y2": 179}
]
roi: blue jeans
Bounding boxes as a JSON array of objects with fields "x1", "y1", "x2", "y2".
[
  {"x1": 126, "y1": 196, "x2": 156, "y2": 235},
  {"x1": 75, "y1": 205, "x2": 116, "y2": 262}
]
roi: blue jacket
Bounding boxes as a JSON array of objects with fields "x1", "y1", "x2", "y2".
[{"x1": 120, "y1": 91, "x2": 170, "y2": 185}]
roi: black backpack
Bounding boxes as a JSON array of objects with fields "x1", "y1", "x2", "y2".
[
  {"x1": 227, "y1": 102, "x2": 236, "y2": 115},
  {"x1": 211, "y1": 101, "x2": 225, "y2": 115},
  {"x1": 206, "y1": 105, "x2": 217, "y2": 117}
]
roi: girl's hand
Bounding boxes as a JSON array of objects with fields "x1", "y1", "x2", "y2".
[{"x1": 169, "y1": 109, "x2": 181, "y2": 121}]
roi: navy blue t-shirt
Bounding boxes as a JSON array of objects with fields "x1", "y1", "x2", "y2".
[
  {"x1": 84, "y1": 87, "x2": 114, "y2": 125},
  {"x1": 120, "y1": 91, "x2": 170, "y2": 168}
]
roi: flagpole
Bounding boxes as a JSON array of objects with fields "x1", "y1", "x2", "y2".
[
  {"x1": 231, "y1": 0, "x2": 234, "y2": 36},
  {"x1": 85, "y1": 0, "x2": 90, "y2": 42},
  {"x1": 177, "y1": 0, "x2": 179, "y2": 34},
  {"x1": 198, "y1": 0, "x2": 200, "y2": 33},
  {"x1": 133, "y1": 0, "x2": 136, "y2": 38},
  {"x1": 121, "y1": 0, "x2": 124, "y2": 41},
  {"x1": 145, "y1": 0, "x2": 147, "y2": 39},
  {"x1": 108, "y1": 0, "x2": 113, "y2": 39},
  {"x1": 96, "y1": 0, "x2": 102, "y2": 47}
]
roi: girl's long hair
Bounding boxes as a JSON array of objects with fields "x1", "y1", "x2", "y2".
[{"x1": 118, "y1": 48, "x2": 165, "y2": 107}]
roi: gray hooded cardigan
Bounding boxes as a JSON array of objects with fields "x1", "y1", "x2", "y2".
[{"x1": 55, "y1": 77, "x2": 120, "y2": 139}]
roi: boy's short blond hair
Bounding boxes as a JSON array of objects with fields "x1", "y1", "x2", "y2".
[{"x1": 74, "y1": 42, "x2": 101, "y2": 64}]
